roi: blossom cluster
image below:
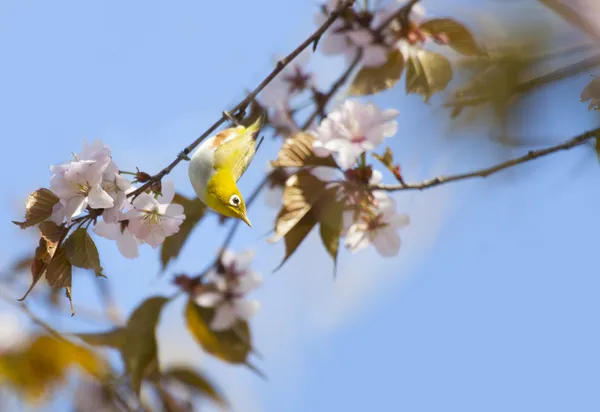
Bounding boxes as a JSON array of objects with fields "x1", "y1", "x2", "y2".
[
  {"x1": 184, "y1": 249, "x2": 262, "y2": 331},
  {"x1": 50, "y1": 140, "x2": 185, "y2": 259}
]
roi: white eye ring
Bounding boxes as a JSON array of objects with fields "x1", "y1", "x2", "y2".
[{"x1": 229, "y1": 194, "x2": 241, "y2": 207}]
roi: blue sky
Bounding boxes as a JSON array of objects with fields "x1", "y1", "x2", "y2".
[{"x1": 2, "y1": 0, "x2": 600, "y2": 411}]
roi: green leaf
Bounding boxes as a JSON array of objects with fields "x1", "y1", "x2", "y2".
[
  {"x1": 349, "y1": 50, "x2": 405, "y2": 96},
  {"x1": 318, "y1": 189, "x2": 345, "y2": 265},
  {"x1": 64, "y1": 228, "x2": 103, "y2": 274},
  {"x1": 75, "y1": 296, "x2": 169, "y2": 396},
  {"x1": 271, "y1": 132, "x2": 338, "y2": 168},
  {"x1": 185, "y1": 299, "x2": 252, "y2": 364},
  {"x1": 160, "y1": 194, "x2": 206, "y2": 270},
  {"x1": 420, "y1": 18, "x2": 485, "y2": 56},
  {"x1": 405, "y1": 50, "x2": 452, "y2": 102},
  {"x1": 12, "y1": 188, "x2": 59, "y2": 229},
  {"x1": 162, "y1": 367, "x2": 227, "y2": 407}
]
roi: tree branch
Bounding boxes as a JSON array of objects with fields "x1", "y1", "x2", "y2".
[
  {"x1": 374, "y1": 0, "x2": 420, "y2": 33},
  {"x1": 373, "y1": 128, "x2": 600, "y2": 192},
  {"x1": 128, "y1": 0, "x2": 356, "y2": 199}
]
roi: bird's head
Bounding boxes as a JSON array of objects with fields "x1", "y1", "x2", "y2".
[{"x1": 206, "y1": 169, "x2": 251, "y2": 227}]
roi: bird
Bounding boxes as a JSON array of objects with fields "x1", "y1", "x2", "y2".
[{"x1": 188, "y1": 113, "x2": 264, "y2": 227}]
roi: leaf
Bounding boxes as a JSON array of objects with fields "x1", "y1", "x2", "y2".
[
  {"x1": 76, "y1": 296, "x2": 169, "y2": 396},
  {"x1": 271, "y1": 132, "x2": 338, "y2": 168},
  {"x1": 45, "y1": 247, "x2": 72, "y2": 289},
  {"x1": 318, "y1": 189, "x2": 345, "y2": 265},
  {"x1": 64, "y1": 228, "x2": 103, "y2": 274},
  {"x1": 349, "y1": 50, "x2": 405, "y2": 96},
  {"x1": 405, "y1": 50, "x2": 452, "y2": 102},
  {"x1": 162, "y1": 367, "x2": 227, "y2": 407},
  {"x1": 596, "y1": 136, "x2": 600, "y2": 163},
  {"x1": 420, "y1": 18, "x2": 485, "y2": 56},
  {"x1": 38, "y1": 221, "x2": 65, "y2": 244},
  {"x1": 0, "y1": 334, "x2": 107, "y2": 403},
  {"x1": 160, "y1": 194, "x2": 206, "y2": 270},
  {"x1": 276, "y1": 210, "x2": 319, "y2": 270},
  {"x1": 373, "y1": 147, "x2": 403, "y2": 182},
  {"x1": 271, "y1": 171, "x2": 327, "y2": 241},
  {"x1": 12, "y1": 188, "x2": 59, "y2": 229},
  {"x1": 185, "y1": 299, "x2": 252, "y2": 364},
  {"x1": 18, "y1": 236, "x2": 59, "y2": 301}
]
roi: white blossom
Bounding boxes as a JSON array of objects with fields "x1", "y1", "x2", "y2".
[
  {"x1": 124, "y1": 181, "x2": 185, "y2": 248},
  {"x1": 261, "y1": 49, "x2": 314, "y2": 108},
  {"x1": 50, "y1": 158, "x2": 113, "y2": 223},
  {"x1": 581, "y1": 77, "x2": 600, "y2": 111},
  {"x1": 345, "y1": 196, "x2": 409, "y2": 257},
  {"x1": 195, "y1": 249, "x2": 262, "y2": 331},
  {"x1": 93, "y1": 218, "x2": 141, "y2": 259},
  {"x1": 49, "y1": 139, "x2": 131, "y2": 224},
  {"x1": 312, "y1": 100, "x2": 399, "y2": 169}
]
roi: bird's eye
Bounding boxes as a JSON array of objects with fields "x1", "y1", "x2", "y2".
[{"x1": 229, "y1": 194, "x2": 241, "y2": 207}]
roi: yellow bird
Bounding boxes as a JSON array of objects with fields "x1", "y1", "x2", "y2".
[{"x1": 188, "y1": 114, "x2": 264, "y2": 227}]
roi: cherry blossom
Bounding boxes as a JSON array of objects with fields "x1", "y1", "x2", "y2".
[
  {"x1": 313, "y1": 99, "x2": 399, "y2": 169},
  {"x1": 124, "y1": 181, "x2": 185, "y2": 248},
  {"x1": 195, "y1": 249, "x2": 262, "y2": 331},
  {"x1": 50, "y1": 158, "x2": 114, "y2": 223},
  {"x1": 260, "y1": 49, "x2": 314, "y2": 109},
  {"x1": 49, "y1": 139, "x2": 132, "y2": 224},
  {"x1": 93, "y1": 218, "x2": 141, "y2": 259},
  {"x1": 580, "y1": 77, "x2": 600, "y2": 111},
  {"x1": 345, "y1": 196, "x2": 410, "y2": 257}
]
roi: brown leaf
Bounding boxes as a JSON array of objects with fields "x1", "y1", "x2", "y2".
[
  {"x1": 162, "y1": 367, "x2": 227, "y2": 407},
  {"x1": 45, "y1": 247, "x2": 72, "y2": 289},
  {"x1": 276, "y1": 210, "x2": 319, "y2": 270},
  {"x1": 349, "y1": 50, "x2": 405, "y2": 96},
  {"x1": 271, "y1": 171, "x2": 326, "y2": 242},
  {"x1": 12, "y1": 188, "x2": 59, "y2": 229},
  {"x1": 77, "y1": 296, "x2": 169, "y2": 396},
  {"x1": 373, "y1": 147, "x2": 403, "y2": 182},
  {"x1": 405, "y1": 50, "x2": 452, "y2": 102},
  {"x1": 420, "y1": 18, "x2": 485, "y2": 56},
  {"x1": 271, "y1": 132, "x2": 338, "y2": 168},
  {"x1": 17, "y1": 237, "x2": 57, "y2": 301},
  {"x1": 64, "y1": 228, "x2": 103, "y2": 274},
  {"x1": 318, "y1": 188, "x2": 345, "y2": 265},
  {"x1": 38, "y1": 221, "x2": 65, "y2": 244},
  {"x1": 160, "y1": 194, "x2": 206, "y2": 270},
  {"x1": 185, "y1": 299, "x2": 252, "y2": 364}
]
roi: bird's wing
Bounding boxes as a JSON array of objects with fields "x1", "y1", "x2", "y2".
[{"x1": 213, "y1": 115, "x2": 264, "y2": 182}]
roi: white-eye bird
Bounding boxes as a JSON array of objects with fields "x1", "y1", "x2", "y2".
[{"x1": 188, "y1": 114, "x2": 264, "y2": 227}]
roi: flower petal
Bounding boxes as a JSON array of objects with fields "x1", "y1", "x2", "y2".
[
  {"x1": 372, "y1": 228, "x2": 401, "y2": 257},
  {"x1": 233, "y1": 299, "x2": 260, "y2": 321},
  {"x1": 236, "y1": 271, "x2": 262, "y2": 294},
  {"x1": 93, "y1": 221, "x2": 120, "y2": 240},
  {"x1": 210, "y1": 304, "x2": 237, "y2": 331},
  {"x1": 195, "y1": 292, "x2": 223, "y2": 308},
  {"x1": 116, "y1": 230, "x2": 140, "y2": 259},
  {"x1": 87, "y1": 185, "x2": 115, "y2": 209}
]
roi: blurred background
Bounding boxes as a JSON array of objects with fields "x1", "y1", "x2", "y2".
[{"x1": 1, "y1": 0, "x2": 600, "y2": 411}]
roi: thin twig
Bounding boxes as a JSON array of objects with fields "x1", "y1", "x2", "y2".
[
  {"x1": 127, "y1": 0, "x2": 356, "y2": 199},
  {"x1": 372, "y1": 128, "x2": 600, "y2": 192}
]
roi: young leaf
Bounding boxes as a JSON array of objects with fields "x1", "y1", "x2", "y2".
[
  {"x1": 271, "y1": 132, "x2": 337, "y2": 168},
  {"x1": 373, "y1": 147, "x2": 403, "y2": 182},
  {"x1": 349, "y1": 50, "x2": 405, "y2": 96},
  {"x1": 275, "y1": 210, "x2": 320, "y2": 271},
  {"x1": 64, "y1": 228, "x2": 103, "y2": 274},
  {"x1": 45, "y1": 247, "x2": 72, "y2": 289},
  {"x1": 162, "y1": 367, "x2": 227, "y2": 407},
  {"x1": 185, "y1": 299, "x2": 252, "y2": 364},
  {"x1": 318, "y1": 189, "x2": 345, "y2": 265},
  {"x1": 160, "y1": 194, "x2": 206, "y2": 270},
  {"x1": 12, "y1": 188, "x2": 59, "y2": 229},
  {"x1": 405, "y1": 50, "x2": 452, "y2": 102},
  {"x1": 420, "y1": 18, "x2": 485, "y2": 56},
  {"x1": 271, "y1": 171, "x2": 327, "y2": 242},
  {"x1": 39, "y1": 221, "x2": 65, "y2": 244},
  {"x1": 18, "y1": 237, "x2": 57, "y2": 301},
  {"x1": 76, "y1": 296, "x2": 169, "y2": 396}
]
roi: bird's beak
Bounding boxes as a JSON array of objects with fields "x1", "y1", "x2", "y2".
[{"x1": 241, "y1": 214, "x2": 252, "y2": 228}]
